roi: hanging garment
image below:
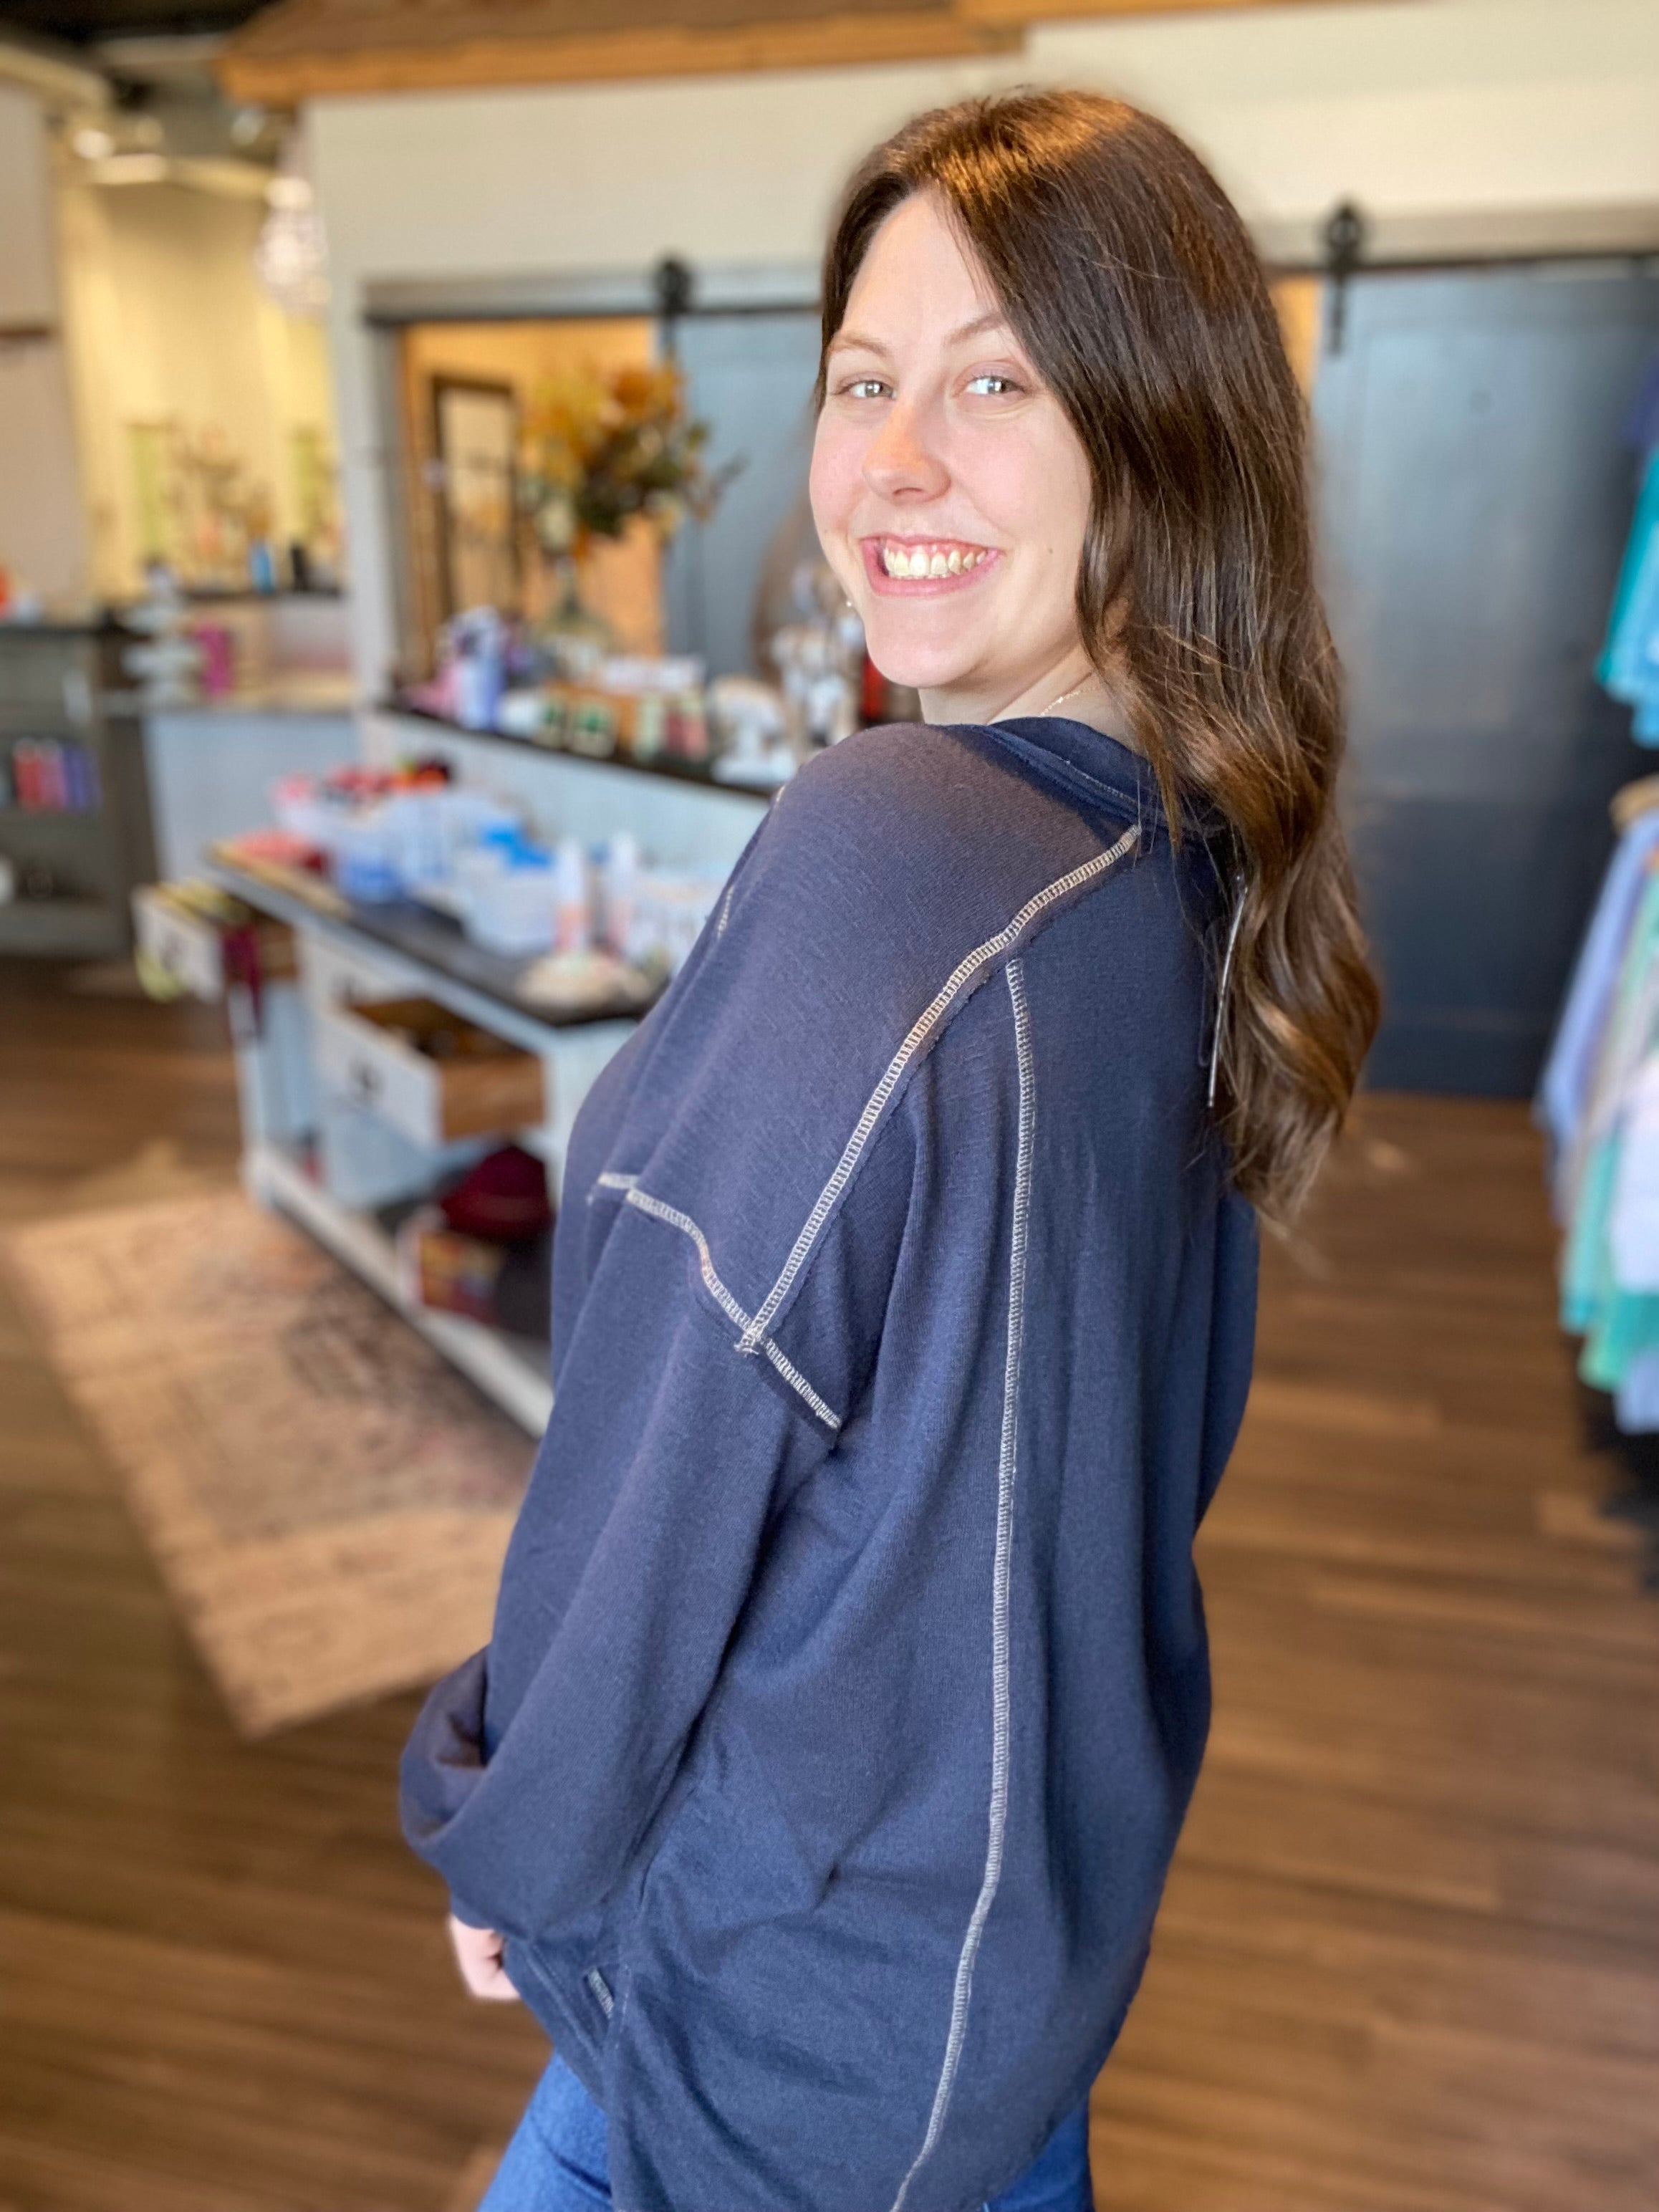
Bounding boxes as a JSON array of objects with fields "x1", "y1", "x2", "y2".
[
  {"x1": 1624, "y1": 349, "x2": 1659, "y2": 465},
  {"x1": 1557, "y1": 862, "x2": 1659, "y2": 1333},
  {"x1": 1585, "y1": 1050, "x2": 1659, "y2": 1425},
  {"x1": 1537, "y1": 804, "x2": 1659, "y2": 1214},
  {"x1": 1599, "y1": 446, "x2": 1659, "y2": 741}
]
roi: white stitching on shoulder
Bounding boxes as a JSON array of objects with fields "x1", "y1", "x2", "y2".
[
  {"x1": 605, "y1": 1180, "x2": 842, "y2": 1433},
  {"x1": 886, "y1": 955, "x2": 1034, "y2": 2212},
  {"x1": 739, "y1": 824, "x2": 1136, "y2": 1353}
]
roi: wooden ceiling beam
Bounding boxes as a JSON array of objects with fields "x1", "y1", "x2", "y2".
[
  {"x1": 960, "y1": 0, "x2": 1397, "y2": 20},
  {"x1": 218, "y1": 2, "x2": 1021, "y2": 103},
  {"x1": 219, "y1": 0, "x2": 1405, "y2": 102}
]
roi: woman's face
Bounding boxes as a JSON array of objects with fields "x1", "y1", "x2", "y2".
[{"x1": 809, "y1": 188, "x2": 1095, "y2": 721}]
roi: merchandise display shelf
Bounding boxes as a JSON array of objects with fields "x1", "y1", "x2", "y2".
[
  {"x1": 246, "y1": 1139, "x2": 553, "y2": 1436},
  {"x1": 206, "y1": 851, "x2": 661, "y2": 1039},
  {"x1": 205, "y1": 850, "x2": 646, "y2": 1432},
  {"x1": 198, "y1": 715, "x2": 764, "y2": 1427},
  {"x1": 383, "y1": 696, "x2": 787, "y2": 797},
  {"x1": 0, "y1": 621, "x2": 157, "y2": 956}
]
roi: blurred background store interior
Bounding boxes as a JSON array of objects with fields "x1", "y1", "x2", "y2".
[{"x1": 0, "y1": 2, "x2": 1656, "y2": 2208}]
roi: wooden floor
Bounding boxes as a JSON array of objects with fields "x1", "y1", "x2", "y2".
[{"x1": 0, "y1": 958, "x2": 1655, "y2": 2212}]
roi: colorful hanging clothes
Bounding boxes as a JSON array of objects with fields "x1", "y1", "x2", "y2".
[
  {"x1": 1599, "y1": 446, "x2": 1659, "y2": 742},
  {"x1": 1548, "y1": 347, "x2": 1659, "y2": 1416},
  {"x1": 1540, "y1": 813, "x2": 1659, "y2": 1424},
  {"x1": 1537, "y1": 804, "x2": 1659, "y2": 1216}
]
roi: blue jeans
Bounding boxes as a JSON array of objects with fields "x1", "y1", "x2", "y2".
[{"x1": 479, "y1": 2050, "x2": 1092, "y2": 2212}]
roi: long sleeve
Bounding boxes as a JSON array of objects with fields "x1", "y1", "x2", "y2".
[
  {"x1": 398, "y1": 1035, "x2": 916, "y2": 1943},
  {"x1": 399, "y1": 1324, "x2": 823, "y2": 1941}
]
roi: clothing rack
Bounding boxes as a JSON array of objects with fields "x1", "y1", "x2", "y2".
[{"x1": 1539, "y1": 777, "x2": 1659, "y2": 1430}]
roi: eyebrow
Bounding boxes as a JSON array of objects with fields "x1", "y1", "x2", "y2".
[{"x1": 827, "y1": 308, "x2": 1014, "y2": 357}]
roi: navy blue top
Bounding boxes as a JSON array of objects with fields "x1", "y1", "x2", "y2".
[{"x1": 400, "y1": 714, "x2": 1259, "y2": 2212}]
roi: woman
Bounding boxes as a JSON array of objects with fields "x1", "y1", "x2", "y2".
[{"x1": 401, "y1": 89, "x2": 1378, "y2": 2212}]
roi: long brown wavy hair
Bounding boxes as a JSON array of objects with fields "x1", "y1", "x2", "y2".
[{"x1": 816, "y1": 89, "x2": 1380, "y2": 1227}]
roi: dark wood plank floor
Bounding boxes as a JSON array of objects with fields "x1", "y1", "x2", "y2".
[{"x1": 1, "y1": 958, "x2": 1655, "y2": 2212}]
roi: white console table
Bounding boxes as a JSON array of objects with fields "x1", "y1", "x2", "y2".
[{"x1": 183, "y1": 721, "x2": 769, "y2": 1436}]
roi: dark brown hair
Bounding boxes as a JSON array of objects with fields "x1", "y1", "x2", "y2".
[{"x1": 816, "y1": 89, "x2": 1380, "y2": 1226}]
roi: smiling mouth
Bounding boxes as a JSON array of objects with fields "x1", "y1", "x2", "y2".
[{"x1": 865, "y1": 535, "x2": 998, "y2": 583}]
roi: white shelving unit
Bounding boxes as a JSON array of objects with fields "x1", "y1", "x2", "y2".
[
  {"x1": 205, "y1": 875, "x2": 633, "y2": 1439},
  {"x1": 187, "y1": 732, "x2": 768, "y2": 1438},
  {"x1": 245, "y1": 1138, "x2": 553, "y2": 1436}
]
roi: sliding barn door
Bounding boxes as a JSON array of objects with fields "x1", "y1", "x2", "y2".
[{"x1": 1314, "y1": 261, "x2": 1659, "y2": 1093}]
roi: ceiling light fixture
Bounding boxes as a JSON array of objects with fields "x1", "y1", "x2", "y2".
[{"x1": 255, "y1": 157, "x2": 328, "y2": 316}]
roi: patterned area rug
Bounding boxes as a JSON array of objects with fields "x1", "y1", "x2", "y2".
[{"x1": 6, "y1": 1189, "x2": 534, "y2": 1736}]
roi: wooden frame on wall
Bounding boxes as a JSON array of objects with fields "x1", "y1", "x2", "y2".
[{"x1": 429, "y1": 376, "x2": 520, "y2": 626}]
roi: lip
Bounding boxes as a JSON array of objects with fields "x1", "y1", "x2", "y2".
[{"x1": 858, "y1": 534, "x2": 1003, "y2": 598}]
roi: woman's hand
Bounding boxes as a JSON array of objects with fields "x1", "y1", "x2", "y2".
[{"x1": 446, "y1": 1912, "x2": 521, "y2": 2002}]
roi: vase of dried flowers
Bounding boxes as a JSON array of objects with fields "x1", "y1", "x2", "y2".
[{"x1": 520, "y1": 362, "x2": 734, "y2": 677}]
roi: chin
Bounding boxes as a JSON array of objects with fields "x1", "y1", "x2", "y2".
[{"x1": 860, "y1": 616, "x2": 978, "y2": 698}]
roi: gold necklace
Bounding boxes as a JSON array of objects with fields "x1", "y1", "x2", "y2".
[
  {"x1": 1034, "y1": 675, "x2": 1093, "y2": 718},
  {"x1": 983, "y1": 673, "x2": 1096, "y2": 726}
]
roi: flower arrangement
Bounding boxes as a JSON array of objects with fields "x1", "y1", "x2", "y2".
[{"x1": 519, "y1": 361, "x2": 731, "y2": 560}]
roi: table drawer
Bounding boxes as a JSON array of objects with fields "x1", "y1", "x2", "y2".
[
  {"x1": 313, "y1": 994, "x2": 546, "y2": 1148},
  {"x1": 297, "y1": 929, "x2": 420, "y2": 1014},
  {"x1": 133, "y1": 885, "x2": 296, "y2": 1002}
]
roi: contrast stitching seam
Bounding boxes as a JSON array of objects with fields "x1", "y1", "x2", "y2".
[
  {"x1": 756, "y1": 1335, "x2": 842, "y2": 1434},
  {"x1": 887, "y1": 956, "x2": 1032, "y2": 2212},
  {"x1": 739, "y1": 824, "x2": 1135, "y2": 1352},
  {"x1": 619, "y1": 1186, "x2": 749, "y2": 1329},
  {"x1": 602, "y1": 1179, "x2": 842, "y2": 1432}
]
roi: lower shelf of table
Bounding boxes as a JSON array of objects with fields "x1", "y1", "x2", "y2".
[{"x1": 246, "y1": 1138, "x2": 554, "y2": 1438}]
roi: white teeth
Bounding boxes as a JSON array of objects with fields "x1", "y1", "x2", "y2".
[{"x1": 879, "y1": 541, "x2": 987, "y2": 578}]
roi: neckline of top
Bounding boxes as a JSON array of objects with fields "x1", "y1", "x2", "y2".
[{"x1": 955, "y1": 713, "x2": 1170, "y2": 836}]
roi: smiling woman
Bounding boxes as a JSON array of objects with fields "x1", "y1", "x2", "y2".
[
  {"x1": 400, "y1": 87, "x2": 1378, "y2": 2212},
  {"x1": 812, "y1": 202, "x2": 1103, "y2": 729},
  {"x1": 813, "y1": 90, "x2": 1380, "y2": 1224}
]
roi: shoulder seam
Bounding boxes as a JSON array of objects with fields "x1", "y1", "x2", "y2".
[{"x1": 736, "y1": 822, "x2": 1139, "y2": 1353}]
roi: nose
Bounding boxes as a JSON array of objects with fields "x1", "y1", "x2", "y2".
[{"x1": 862, "y1": 397, "x2": 948, "y2": 503}]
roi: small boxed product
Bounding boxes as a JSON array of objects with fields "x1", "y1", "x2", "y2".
[
  {"x1": 395, "y1": 1146, "x2": 556, "y2": 1337},
  {"x1": 403, "y1": 1213, "x2": 508, "y2": 1327}
]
